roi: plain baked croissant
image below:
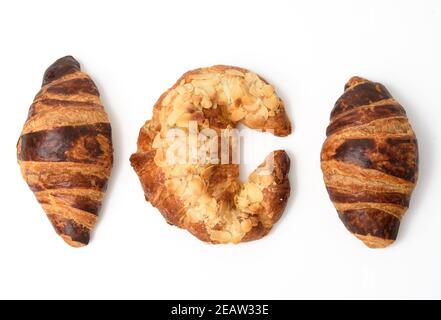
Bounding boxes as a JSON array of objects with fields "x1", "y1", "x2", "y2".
[
  {"x1": 130, "y1": 65, "x2": 291, "y2": 243},
  {"x1": 17, "y1": 56, "x2": 113, "y2": 247},
  {"x1": 321, "y1": 76, "x2": 418, "y2": 248}
]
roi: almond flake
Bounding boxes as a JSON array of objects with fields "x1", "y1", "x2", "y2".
[
  {"x1": 263, "y1": 96, "x2": 279, "y2": 110},
  {"x1": 225, "y1": 69, "x2": 245, "y2": 77},
  {"x1": 262, "y1": 85, "x2": 274, "y2": 97},
  {"x1": 210, "y1": 230, "x2": 232, "y2": 243},
  {"x1": 243, "y1": 102, "x2": 260, "y2": 112},
  {"x1": 152, "y1": 133, "x2": 162, "y2": 149},
  {"x1": 245, "y1": 183, "x2": 263, "y2": 202},
  {"x1": 230, "y1": 108, "x2": 246, "y2": 122}
]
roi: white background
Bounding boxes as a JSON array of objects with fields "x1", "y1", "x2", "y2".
[{"x1": 0, "y1": 0, "x2": 440, "y2": 299}]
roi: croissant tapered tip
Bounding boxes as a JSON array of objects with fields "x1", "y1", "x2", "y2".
[
  {"x1": 344, "y1": 76, "x2": 369, "y2": 91},
  {"x1": 337, "y1": 209, "x2": 400, "y2": 249},
  {"x1": 355, "y1": 234, "x2": 395, "y2": 249},
  {"x1": 42, "y1": 55, "x2": 81, "y2": 86},
  {"x1": 269, "y1": 150, "x2": 291, "y2": 178},
  {"x1": 274, "y1": 122, "x2": 292, "y2": 137},
  {"x1": 48, "y1": 214, "x2": 91, "y2": 248},
  {"x1": 61, "y1": 235, "x2": 89, "y2": 248}
]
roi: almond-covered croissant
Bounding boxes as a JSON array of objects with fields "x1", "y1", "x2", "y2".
[
  {"x1": 130, "y1": 65, "x2": 291, "y2": 243},
  {"x1": 17, "y1": 56, "x2": 113, "y2": 247},
  {"x1": 321, "y1": 77, "x2": 418, "y2": 248}
]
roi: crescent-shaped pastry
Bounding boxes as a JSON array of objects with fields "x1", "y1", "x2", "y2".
[
  {"x1": 131, "y1": 65, "x2": 291, "y2": 243},
  {"x1": 17, "y1": 56, "x2": 113, "y2": 247},
  {"x1": 321, "y1": 77, "x2": 418, "y2": 248}
]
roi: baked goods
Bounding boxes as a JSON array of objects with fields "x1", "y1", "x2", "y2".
[
  {"x1": 17, "y1": 56, "x2": 113, "y2": 247},
  {"x1": 130, "y1": 65, "x2": 291, "y2": 243},
  {"x1": 321, "y1": 76, "x2": 418, "y2": 248}
]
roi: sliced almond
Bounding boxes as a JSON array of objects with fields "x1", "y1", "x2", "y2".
[
  {"x1": 263, "y1": 95, "x2": 279, "y2": 111},
  {"x1": 152, "y1": 133, "x2": 162, "y2": 149},
  {"x1": 225, "y1": 69, "x2": 245, "y2": 77},
  {"x1": 198, "y1": 194, "x2": 212, "y2": 206},
  {"x1": 205, "y1": 204, "x2": 217, "y2": 220},
  {"x1": 241, "y1": 94, "x2": 256, "y2": 106},
  {"x1": 230, "y1": 218, "x2": 243, "y2": 242},
  {"x1": 254, "y1": 78, "x2": 265, "y2": 89},
  {"x1": 227, "y1": 78, "x2": 244, "y2": 101},
  {"x1": 216, "y1": 91, "x2": 228, "y2": 105},
  {"x1": 245, "y1": 113, "x2": 266, "y2": 127},
  {"x1": 189, "y1": 72, "x2": 219, "y2": 80},
  {"x1": 176, "y1": 112, "x2": 194, "y2": 127},
  {"x1": 201, "y1": 96, "x2": 212, "y2": 109},
  {"x1": 249, "y1": 85, "x2": 260, "y2": 97},
  {"x1": 187, "y1": 208, "x2": 204, "y2": 223},
  {"x1": 250, "y1": 170, "x2": 273, "y2": 187},
  {"x1": 210, "y1": 230, "x2": 232, "y2": 243},
  {"x1": 194, "y1": 87, "x2": 208, "y2": 97},
  {"x1": 262, "y1": 84, "x2": 274, "y2": 97},
  {"x1": 246, "y1": 183, "x2": 263, "y2": 202},
  {"x1": 192, "y1": 95, "x2": 202, "y2": 106},
  {"x1": 255, "y1": 106, "x2": 269, "y2": 120},
  {"x1": 183, "y1": 83, "x2": 194, "y2": 92},
  {"x1": 236, "y1": 195, "x2": 250, "y2": 208},
  {"x1": 258, "y1": 174, "x2": 274, "y2": 187},
  {"x1": 175, "y1": 85, "x2": 187, "y2": 95},
  {"x1": 248, "y1": 202, "x2": 262, "y2": 212},
  {"x1": 240, "y1": 219, "x2": 253, "y2": 233},
  {"x1": 154, "y1": 149, "x2": 165, "y2": 167},
  {"x1": 170, "y1": 95, "x2": 186, "y2": 112},
  {"x1": 244, "y1": 72, "x2": 259, "y2": 83},
  {"x1": 191, "y1": 79, "x2": 217, "y2": 97},
  {"x1": 167, "y1": 108, "x2": 185, "y2": 126},
  {"x1": 243, "y1": 102, "x2": 260, "y2": 112},
  {"x1": 162, "y1": 90, "x2": 176, "y2": 106},
  {"x1": 230, "y1": 108, "x2": 246, "y2": 122}
]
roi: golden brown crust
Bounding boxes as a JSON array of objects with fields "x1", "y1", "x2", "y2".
[
  {"x1": 17, "y1": 56, "x2": 113, "y2": 247},
  {"x1": 130, "y1": 65, "x2": 291, "y2": 243},
  {"x1": 321, "y1": 77, "x2": 418, "y2": 248}
]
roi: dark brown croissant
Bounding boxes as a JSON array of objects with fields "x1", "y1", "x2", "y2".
[
  {"x1": 130, "y1": 65, "x2": 291, "y2": 243},
  {"x1": 17, "y1": 56, "x2": 113, "y2": 247},
  {"x1": 321, "y1": 76, "x2": 418, "y2": 248}
]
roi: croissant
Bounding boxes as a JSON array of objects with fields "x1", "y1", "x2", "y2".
[
  {"x1": 17, "y1": 56, "x2": 113, "y2": 247},
  {"x1": 321, "y1": 76, "x2": 418, "y2": 248},
  {"x1": 130, "y1": 65, "x2": 291, "y2": 243}
]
